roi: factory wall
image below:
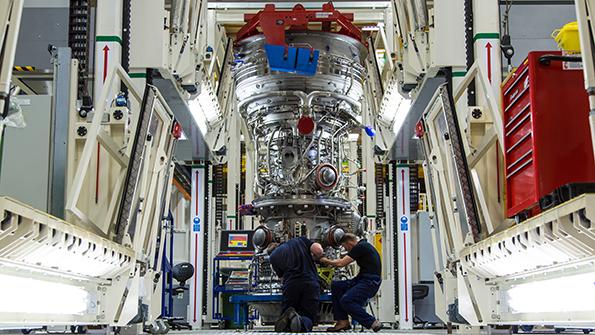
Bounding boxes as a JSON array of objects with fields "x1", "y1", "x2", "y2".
[
  {"x1": 16, "y1": 1, "x2": 69, "y2": 69},
  {"x1": 502, "y1": 4, "x2": 576, "y2": 67}
]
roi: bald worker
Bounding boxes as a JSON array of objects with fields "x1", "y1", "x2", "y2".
[{"x1": 268, "y1": 237, "x2": 325, "y2": 332}]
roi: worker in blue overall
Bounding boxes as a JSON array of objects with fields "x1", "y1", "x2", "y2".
[
  {"x1": 320, "y1": 233, "x2": 382, "y2": 332},
  {"x1": 268, "y1": 237, "x2": 325, "y2": 332}
]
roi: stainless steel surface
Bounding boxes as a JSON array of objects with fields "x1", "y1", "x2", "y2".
[
  {"x1": 234, "y1": 31, "x2": 368, "y2": 295},
  {"x1": 234, "y1": 31, "x2": 367, "y2": 241}
]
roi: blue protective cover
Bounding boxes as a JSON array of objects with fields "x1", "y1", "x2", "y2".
[
  {"x1": 264, "y1": 44, "x2": 319, "y2": 76},
  {"x1": 364, "y1": 126, "x2": 376, "y2": 138}
]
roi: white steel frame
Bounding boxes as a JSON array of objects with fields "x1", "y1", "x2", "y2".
[
  {"x1": 575, "y1": 0, "x2": 595, "y2": 160},
  {"x1": 0, "y1": 0, "x2": 23, "y2": 124},
  {"x1": 423, "y1": 62, "x2": 595, "y2": 327}
]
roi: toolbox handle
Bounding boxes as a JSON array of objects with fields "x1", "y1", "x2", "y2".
[{"x1": 538, "y1": 54, "x2": 582, "y2": 66}]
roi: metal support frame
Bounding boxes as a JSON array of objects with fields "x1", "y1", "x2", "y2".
[
  {"x1": 49, "y1": 48, "x2": 74, "y2": 219},
  {"x1": 0, "y1": 0, "x2": 23, "y2": 141},
  {"x1": 0, "y1": 196, "x2": 135, "y2": 326},
  {"x1": 94, "y1": 0, "x2": 123, "y2": 108},
  {"x1": 226, "y1": 111, "x2": 241, "y2": 230},
  {"x1": 421, "y1": 63, "x2": 504, "y2": 260},
  {"x1": 418, "y1": 62, "x2": 507, "y2": 327},
  {"x1": 396, "y1": 165, "x2": 412, "y2": 329},
  {"x1": 421, "y1": 61, "x2": 595, "y2": 326},
  {"x1": 189, "y1": 165, "x2": 208, "y2": 327},
  {"x1": 0, "y1": 0, "x2": 23, "y2": 104},
  {"x1": 458, "y1": 194, "x2": 595, "y2": 325},
  {"x1": 66, "y1": 65, "x2": 174, "y2": 242}
]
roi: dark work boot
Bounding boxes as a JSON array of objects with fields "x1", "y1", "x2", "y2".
[{"x1": 275, "y1": 307, "x2": 297, "y2": 332}]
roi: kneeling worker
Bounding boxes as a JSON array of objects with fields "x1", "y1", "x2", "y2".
[
  {"x1": 320, "y1": 233, "x2": 382, "y2": 332},
  {"x1": 268, "y1": 237, "x2": 325, "y2": 332}
]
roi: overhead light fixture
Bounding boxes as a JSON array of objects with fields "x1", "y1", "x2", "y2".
[
  {"x1": 505, "y1": 272, "x2": 595, "y2": 314},
  {"x1": 392, "y1": 98, "x2": 412, "y2": 134},
  {"x1": 468, "y1": 242, "x2": 573, "y2": 278},
  {"x1": 188, "y1": 82, "x2": 223, "y2": 136},
  {"x1": 188, "y1": 98, "x2": 208, "y2": 136},
  {"x1": 0, "y1": 274, "x2": 95, "y2": 315}
]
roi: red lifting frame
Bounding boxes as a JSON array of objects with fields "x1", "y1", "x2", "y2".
[{"x1": 235, "y1": 2, "x2": 366, "y2": 47}]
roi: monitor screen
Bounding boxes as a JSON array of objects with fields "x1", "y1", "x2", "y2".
[
  {"x1": 219, "y1": 230, "x2": 254, "y2": 252},
  {"x1": 228, "y1": 233, "x2": 248, "y2": 248}
]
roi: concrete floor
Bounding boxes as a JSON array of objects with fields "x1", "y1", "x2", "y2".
[
  {"x1": 172, "y1": 331, "x2": 448, "y2": 335},
  {"x1": 166, "y1": 328, "x2": 591, "y2": 335}
]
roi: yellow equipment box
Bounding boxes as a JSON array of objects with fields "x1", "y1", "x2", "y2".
[{"x1": 553, "y1": 21, "x2": 581, "y2": 53}]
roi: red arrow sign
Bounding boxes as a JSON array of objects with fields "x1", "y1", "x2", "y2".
[
  {"x1": 404, "y1": 232, "x2": 409, "y2": 322},
  {"x1": 486, "y1": 42, "x2": 493, "y2": 83},
  {"x1": 102, "y1": 45, "x2": 110, "y2": 83},
  {"x1": 193, "y1": 234, "x2": 198, "y2": 323},
  {"x1": 195, "y1": 170, "x2": 199, "y2": 213},
  {"x1": 193, "y1": 170, "x2": 199, "y2": 323},
  {"x1": 401, "y1": 169, "x2": 409, "y2": 322},
  {"x1": 401, "y1": 169, "x2": 406, "y2": 213}
]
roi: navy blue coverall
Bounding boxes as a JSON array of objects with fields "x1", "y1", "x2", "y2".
[
  {"x1": 331, "y1": 239, "x2": 382, "y2": 329},
  {"x1": 269, "y1": 237, "x2": 320, "y2": 332}
]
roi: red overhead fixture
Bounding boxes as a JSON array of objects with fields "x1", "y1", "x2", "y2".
[{"x1": 235, "y1": 2, "x2": 365, "y2": 47}]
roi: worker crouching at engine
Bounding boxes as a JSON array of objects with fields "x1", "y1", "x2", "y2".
[
  {"x1": 320, "y1": 233, "x2": 382, "y2": 332},
  {"x1": 268, "y1": 237, "x2": 325, "y2": 332}
]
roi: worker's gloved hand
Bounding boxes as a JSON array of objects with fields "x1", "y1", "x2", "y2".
[{"x1": 265, "y1": 242, "x2": 279, "y2": 255}]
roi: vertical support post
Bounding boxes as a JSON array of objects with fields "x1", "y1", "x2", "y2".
[
  {"x1": 575, "y1": 0, "x2": 595, "y2": 161},
  {"x1": 94, "y1": 0, "x2": 123, "y2": 107},
  {"x1": 189, "y1": 166, "x2": 206, "y2": 328},
  {"x1": 92, "y1": 0, "x2": 123, "y2": 215},
  {"x1": 362, "y1": 104, "x2": 376, "y2": 230},
  {"x1": 226, "y1": 112, "x2": 241, "y2": 230},
  {"x1": 66, "y1": 58, "x2": 80, "y2": 204},
  {"x1": 471, "y1": 0, "x2": 504, "y2": 230},
  {"x1": 244, "y1": 135, "x2": 255, "y2": 230},
  {"x1": 0, "y1": 0, "x2": 23, "y2": 108},
  {"x1": 50, "y1": 48, "x2": 73, "y2": 218},
  {"x1": 377, "y1": 162, "x2": 397, "y2": 325},
  {"x1": 397, "y1": 165, "x2": 412, "y2": 329},
  {"x1": 473, "y1": 0, "x2": 502, "y2": 99}
]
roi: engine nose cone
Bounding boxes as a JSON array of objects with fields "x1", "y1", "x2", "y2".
[
  {"x1": 321, "y1": 167, "x2": 336, "y2": 185},
  {"x1": 316, "y1": 164, "x2": 338, "y2": 190},
  {"x1": 253, "y1": 225, "x2": 273, "y2": 249},
  {"x1": 326, "y1": 226, "x2": 345, "y2": 247}
]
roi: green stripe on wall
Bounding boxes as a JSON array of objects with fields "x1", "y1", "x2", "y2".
[
  {"x1": 128, "y1": 72, "x2": 147, "y2": 78},
  {"x1": 474, "y1": 33, "x2": 499, "y2": 41},
  {"x1": 452, "y1": 71, "x2": 467, "y2": 77},
  {"x1": 96, "y1": 35, "x2": 123, "y2": 44}
]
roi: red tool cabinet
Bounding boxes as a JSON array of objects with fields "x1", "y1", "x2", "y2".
[{"x1": 502, "y1": 51, "x2": 595, "y2": 218}]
